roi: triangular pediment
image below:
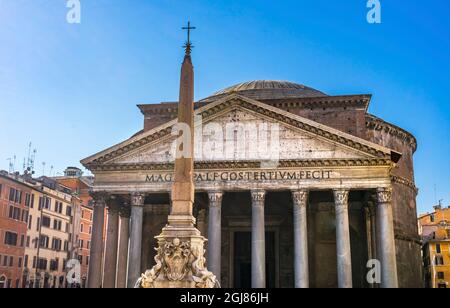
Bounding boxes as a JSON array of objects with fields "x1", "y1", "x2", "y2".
[{"x1": 81, "y1": 94, "x2": 397, "y2": 169}]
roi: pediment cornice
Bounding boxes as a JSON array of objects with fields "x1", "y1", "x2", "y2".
[{"x1": 81, "y1": 94, "x2": 398, "y2": 169}]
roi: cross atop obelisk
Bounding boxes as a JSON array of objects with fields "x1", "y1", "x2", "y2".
[
  {"x1": 169, "y1": 21, "x2": 196, "y2": 227},
  {"x1": 182, "y1": 21, "x2": 196, "y2": 54}
]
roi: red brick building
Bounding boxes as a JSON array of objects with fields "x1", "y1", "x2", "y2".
[{"x1": 0, "y1": 171, "x2": 32, "y2": 288}]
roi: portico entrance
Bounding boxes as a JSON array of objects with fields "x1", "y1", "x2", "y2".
[{"x1": 232, "y1": 231, "x2": 277, "y2": 288}]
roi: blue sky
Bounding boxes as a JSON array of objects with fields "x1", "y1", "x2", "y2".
[{"x1": 0, "y1": 0, "x2": 448, "y2": 213}]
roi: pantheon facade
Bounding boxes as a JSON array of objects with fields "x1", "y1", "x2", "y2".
[{"x1": 82, "y1": 80, "x2": 421, "y2": 288}]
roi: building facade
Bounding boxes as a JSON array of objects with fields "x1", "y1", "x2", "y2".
[
  {"x1": 0, "y1": 172, "x2": 31, "y2": 288},
  {"x1": 54, "y1": 167, "x2": 94, "y2": 287},
  {"x1": 419, "y1": 205, "x2": 450, "y2": 288},
  {"x1": 23, "y1": 177, "x2": 74, "y2": 288},
  {"x1": 82, "y1": 77, "x2": 422, "y2": 288}
]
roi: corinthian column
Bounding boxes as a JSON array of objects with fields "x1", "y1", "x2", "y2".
[
  {"x1": 103, "y1": 198, "x2": 120, "y2": 288},
  {"x1": 292, "y1": 190, "x2": 309, "y2": 288},
  {"x1": 251, "y1": 190, "x2": 266, "y2": 289},
  {"x1": 127, "y1": 192, "x2": 145, "y2": 288},
  {"x1": 376, "y1": 187, "x2": 398, "y2": 288},
  {"x1": 87, "y1": 192, "x2": 107, "y2": 288},
  {"x1": 333, "y1": 190, "x2": 352, "y2": 288},
  {"x1": 207, "y1": 191, "x2": 223, "y2": 283},
  {"x1": 116, "y1": 204, "x2": 130, "y2": 288}
]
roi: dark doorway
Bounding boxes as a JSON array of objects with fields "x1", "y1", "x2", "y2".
[{"x1": 233, "y1": 231, "x2": 276, "y2": 288}]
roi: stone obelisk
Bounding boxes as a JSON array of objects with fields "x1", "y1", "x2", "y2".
[{"x1": 135, "y1": 22, "x2": 219, "y2": 289}]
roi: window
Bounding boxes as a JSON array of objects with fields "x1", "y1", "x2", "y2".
[
  {"x1": 53, "y1": 219, "x2": 62, "y2": 231},
  {"x1": 431, "y1": 214, "x2": 435, "y2": 222},
  {"x1": 15, "y1": 190, "x2": 22, "y2": 204},
  {"x1": 21, "y1": 210, "x2": 28, "y2": 223},
  {"x1": 28, "y1": 215, "x2": 32, "y2": 230},
  {"x1": 25, "y1": 193, "x2": 31, "y2": 207},
  {"x1": 436, "y1": 244, "x2": 442, "y2": 254},
  {"x1": 51, "y1": 238, "x2": 62, "y2": 251},
  {"x1": 45, "y1": 197, "x2": 51, "y2": 209},
  {"x1": 87, "y1": 241, "x2": 90, "y2": 250},
  {"x1": 18, "y1": 257, "x2": 22, "y2": 268},
  {"x1": 42, "y1": 216, "x2": 51, "y2": 228},
  {"x1": 64, "y1": 240, "x2": 69, "y2": 252},
  {"x1": 36, "y1": 217, "x2": 40, "y2": 231},
  {"x1": 435, "y1": 256, "x2": 444, "y2": 265},
  {"x1": 0, "y1": 184, "x2": 2, "y2": 198},
  {"x1": 78, "y1": 255, "x2": 83, "y2": 264},
  {"x1": 9, "y1": 206, "x2": 21, "y2": 220},
  {"x1": 50, "y1": 259, "x2": 59, "y2": 271},
  {"x1": 86, "y1": 256, "x2": 89, "y2": 266},
  {"x1": 2, "y1": 256, "x2": 7, "y2": 266},
  {"x1": 20, "y1": 235, "x2": 25, "y2": 247},
  {"x1": 33, "y1": 256, "x2": 36, "y2": 268},
  {"x1": 438, "y1": 272, "x2": 445, "y2": 280},
  {"x1": 80, "y1": 224, "x2": 84, "y2": 233},
  {"x1": 26, "y1": 236, "x2": 30, "y2": 248},
  {"x1": 39, "y1": 235, "x2": 49, "y2": 248},
  {"x1": 24, "y1": 255, "x2": 28, "y2": 268},
  {"x1": 36, "y1": 258, "x2": 47, "y2": 270},
  {"x1": 9, "y1": 256, "x2": 13, "y2": 267},
  {"x1": 4, "y1": 232, "x2": 18, "y2": 246},
  {"x1": 89, "y1": 226, "x2": 92, "y2": 235},
  {"x1": 30, "y1": 194, "x2": 34, "y2": 208},
  {"x1": 9, "y1": 188, "x2": 15, "y2": 202},
  {"x1": 79, "y1": 239, "x2": 84, "y2": 249},
  {"x1": 13, "y1": 207, "x2": 21, "y2": 220},
  {"x1": 66, "y1": 206, "x2": 72, "y2": 216}
]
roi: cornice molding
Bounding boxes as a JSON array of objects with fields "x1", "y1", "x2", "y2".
[
  {"x1": 391, "y1": 175, "x2": 418, "y2": 193},
  {"x1": 366, "y1": 114, "x2": 417, "y2": 152},
  {"x1": 86, "y1": 158, "x2": 393, "y2": 172}
]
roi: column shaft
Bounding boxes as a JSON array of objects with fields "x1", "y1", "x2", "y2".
[
  {"x1": 292, "y1": 190, "x2": 309, "y2": 288},
  {"x1": 127, "y1": 193, "x2": 145, "y2": 288},
  {"x1": 251, "y1": 190, "x2": 266, "y2": 288},
  {"x1": 207, "y1": 192, "x2": 223, "y2": 283},
  {"x1": 334, "y1": 190, "x2": 352, "y2": 288},
  {"x1": 116, "y1": 208, "x2": 130, "y2": 288},
  {"x1": 102, "y1": 202, "x2": 120, "y2": 288},
  {"x1": 87, "y1": 193, "x2": 106, "y2": 288},
  {"x1": 376, "y1": 188, "x2": 398, "y2": 288}
]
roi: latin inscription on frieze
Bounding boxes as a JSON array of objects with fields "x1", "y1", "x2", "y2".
[{"x1": 145, "y1": 170, "x2": 333, "y2": 183}]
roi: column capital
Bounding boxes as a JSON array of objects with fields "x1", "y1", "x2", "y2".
[
  {"x1": 251, "y1": 190, "x2": 266, "y2": 207},
  {"x1": 131, "y1": 192, "x2": 145, "y2": 207},
  {"x1": 292, "y1": 190, "x2": 309, "y2": 209},
  {"x1": 107, "y1": 196, "x2": 121, "y2": 214},
  {"x1": 119, "y1": 204, "x2": 131, "y2": 218},
  {"x1": 208, "y1": 191, "x2": 223, "y2": 207},
  {"x1": 333, "y1": 190, "x2": 349, "y2": 209},
  {"x1": 89, "y1": 191, "x2": 109, "y2": 208},
  {"x1": 376, "y1": 187, "x2": 392, "y2": 204}
]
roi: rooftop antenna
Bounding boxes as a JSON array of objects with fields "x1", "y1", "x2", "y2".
[
  {"x1": 434, "y1": 184, "x2": 437, "y2": 205},
  {"x1": 50, "y1": 165, "x2": 54, "y2": 177},
  {"x1": 42, "y1": 162, "x2": 46, "y2": 176},
  {"x1": 7, "y1": 158, "x2": 13, "y2": 173}
]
